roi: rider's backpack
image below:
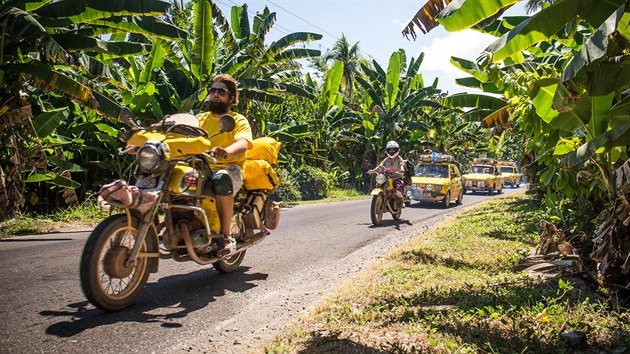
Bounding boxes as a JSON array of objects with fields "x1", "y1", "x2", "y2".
[
  {"x1": 243, "y1": 159, "x2": 280, "y2": 190},
  {"x1": 246, "y1": 137, "x2": 281, "y2": 164}
]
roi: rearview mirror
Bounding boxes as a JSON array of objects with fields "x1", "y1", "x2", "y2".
[{"x1": 219, "y1": 114, "x2": 236, "y2": 133}]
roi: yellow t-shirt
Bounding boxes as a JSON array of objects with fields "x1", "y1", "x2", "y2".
[{"x1": 197, "y1": 111, "x2": 253, "y2": 169}]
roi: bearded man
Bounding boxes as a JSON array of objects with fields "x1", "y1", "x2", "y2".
[{"x1": 197, "y1": 74, "x2": 253, "y2": 258}]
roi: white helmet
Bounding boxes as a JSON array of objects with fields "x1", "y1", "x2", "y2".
[{"x1": 385, "y1": 140, "x2": 400, "y2": 158}]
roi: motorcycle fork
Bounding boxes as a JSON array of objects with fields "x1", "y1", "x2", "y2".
[{"x1": 125, "y1": 194, "x2": 164, "y2": 267}]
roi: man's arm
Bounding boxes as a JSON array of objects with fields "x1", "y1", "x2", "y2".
[{"x1": 210, "y1": 138, "x2": 249, "y2": 160}]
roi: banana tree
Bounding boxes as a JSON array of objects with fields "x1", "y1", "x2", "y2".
[
  {"x1": 0, "y1": 0, "x2": 186, "y2": 219},
  {"x1": 354, "y1": 50, "x2": 443, "y2": 162},
  {"x1": 403, "y1": 0, "x2": 630, "y2": 303}
]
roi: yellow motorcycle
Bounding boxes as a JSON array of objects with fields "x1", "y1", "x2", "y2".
[
  {"x1": 80, "y1": 112, "x2": 280, "y2": 311},
  {"x1": 367, "y1": 167, "x2": 405, "y2": 225}
]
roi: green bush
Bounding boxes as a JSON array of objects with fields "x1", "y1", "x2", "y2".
[
  {"x1": 275, "y1": 167, "x2": 301, "y2": 202},
  {"x1": 295, "y1": 165, "x2": 328, "y2": 200}
]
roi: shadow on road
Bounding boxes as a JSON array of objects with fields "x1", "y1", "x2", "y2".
[
  {"x1": 367, "y1": 218, "x2": 412, "y2": 230},
  {"x1": 40, "y1": 267, "x2": 268, "y2": 338}
]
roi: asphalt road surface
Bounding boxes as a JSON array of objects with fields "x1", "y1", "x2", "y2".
[{"x1": 0, "y1": 187, "x2": 522, "y2": 353}]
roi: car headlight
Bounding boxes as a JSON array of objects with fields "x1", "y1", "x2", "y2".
[
  {"x1": 426, "y1": 184, "x2": 433, "y2": 191},
  {"x1": 375, "y1": 173, "x2": 387, "y2": 185},
  {"x1": 411, "y1": 184, "x2": 418, "y2": 190},
  {"x1": 137, "y1": 140, "x2": 167, "y2": 172}
]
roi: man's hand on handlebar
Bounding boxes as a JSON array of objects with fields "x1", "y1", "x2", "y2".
[{"x1": 209, "y1": 146, "x2": 229, "y2": 160}]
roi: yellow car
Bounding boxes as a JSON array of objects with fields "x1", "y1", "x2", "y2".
[
  {"x1": 405, "y1": 154, "x2": 463, "y2": 208},
  {"x1": 462, "y1": 158, "x2": 504, "y2": 195},
  {"x1": 497, "y1": 161, "x2": 522, "y2": 187}
]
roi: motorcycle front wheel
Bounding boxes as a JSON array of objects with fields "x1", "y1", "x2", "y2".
[
  {"x1": 370, "y1": 194, "x2": 384, "y2": 225},
  {"x1": 80, "y1": 214, "x2": 152, "y2": 312}
]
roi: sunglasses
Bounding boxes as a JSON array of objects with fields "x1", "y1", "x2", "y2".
[{"x1": 209, "y1": 87, "x2": 229, "y2": 96}]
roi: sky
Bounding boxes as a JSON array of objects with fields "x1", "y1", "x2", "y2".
[{"x1": 213, "y1": 0, "x2": 527, "y2": 95}]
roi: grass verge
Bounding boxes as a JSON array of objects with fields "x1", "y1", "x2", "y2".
[
  {"x1": 284, "y1": 188, "x2": 370, "y2": 206},
  {"x1": 264, "y1": 192, "x2": 629, "y2": 353},
  {"x1": 0, "y1": 200, "x2": 104, "y2": 238},
  {"x1": 0, "y1": 189, "x2": 368, "y2": 238}
]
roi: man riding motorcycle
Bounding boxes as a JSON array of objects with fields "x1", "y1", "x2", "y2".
[
  {"x1": 374, "y1": 140, "x2": 407, "y2": 208},
  {"x1": 197, "y1": 73, "x2": 253, "y2": 258}
]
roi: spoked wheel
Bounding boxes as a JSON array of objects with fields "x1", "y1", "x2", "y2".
[
  {"x1": 80, "y1": 214, "x2": 152, "y2": 312},
  {"x1": 370, "y1": 194, "x2": 384, "y2": 225},
  {"x1": 391, "y1": 198, "x2": 402, "y2": 220},
  {"x1": 213, "y1": 250, "x2": 246, "y2": 273}
]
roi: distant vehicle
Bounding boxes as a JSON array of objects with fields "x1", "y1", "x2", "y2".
[
  {"x1": 462, "y1": 157, "x2": 504, "y2": 195},
  {"x1": 405, "y1": 154, "x2": 463, "y2": 208},
  {"x1": 497, "y1": 161, "x2": 522, "y2": 187}
]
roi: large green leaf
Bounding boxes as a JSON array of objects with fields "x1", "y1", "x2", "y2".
[
  {"x1": 272, "y1": 48, "x2": 321, "y2": 63},
  {"x1": 230, "y1": 4, "x2": 250, "y2": 40},
  {"x1": 437, "y1": 0, "x2": 519, "y2": 32},
  {"x1": 587, "y1": 59, "x2": 630, "y2": 96},
  {"x1": 455, "y1": 77, "x2": 502, "y2": 94},
  {"x1": 34, "y1": 0, "x2": 170, "y2": 22},
  {"x1": 450, "y1": 56, "x2": 488, "y2": 82},
  {"x1": 5, "y1": 0, "x2": 51, "y2": 12},
  {"x1": 32, "y1": 108, "x2": 69, "y2": 138},
  {"x1": 48, "y1": 156, "x2": 85, "y2": 172},
  {"x1": 386, "y1": 51, "x2": 401, "y2": 110},
  {"x1": 560, "y1": 121, "x2": 630, "y2": 168},
  {"x1": 322, "y1": 61, "x2": 344, "y2": 110},
  {"x1": 139, "y1": 40, "x2": 165, "y2": 84},
  {"x1": 91, "y1": 16, "x2": 187, "y2": 41},
  {"x1": 0, "y1": 7, "x2": 69, "y2": 64},
  {"x1": 267, "y1": 32, "x2": 322, "y2": 57},
  {"x1": 51, "y1": 172, "x2": 81, "y2": 188},
  {"x1": 488, "y1": 0, "x2": 625, "y2": 62},
  {"x1": 562, "y1": 7, "x2": 622, "y2": 81},
  {"x1": 191, "y1": 0, "x2": 213, "y2": 82},
  {"x1": 443, "y1": 93, "x2": 507, "y2": 110}
]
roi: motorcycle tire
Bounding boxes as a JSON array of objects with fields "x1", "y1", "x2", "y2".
[
  {"x1": 370, "y1": 194, "x2": 384, "y2": 225},
  {"x1": 392, "y1": 208, "x2": 401, "y2": 220},
  {"x1": 80, "y1": 214, "x2": 152, "y2": 312},
  {"x1": 213, "y1": 250, "x2": 246, "y2": 273}
]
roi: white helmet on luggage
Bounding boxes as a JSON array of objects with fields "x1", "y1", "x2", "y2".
[{"x1": 385, "y1": 140, "x2": 400, "y2": 158}]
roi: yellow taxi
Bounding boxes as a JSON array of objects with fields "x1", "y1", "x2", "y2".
[
  {"x1": 462, "y1": 157, "x2": 504, "y2": 195},
  {"x1": 497, "y1": 161, "x2": 522, "y2": 187},
  {"x1": 405, "y1": 154, "x2": 463, "y2": 208}
]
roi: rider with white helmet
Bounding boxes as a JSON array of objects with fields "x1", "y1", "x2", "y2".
[{"x1": 376, "y1": 140, "x2": 407, "y2": 206}]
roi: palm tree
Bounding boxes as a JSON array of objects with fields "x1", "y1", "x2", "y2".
[{"x1": 323, "y1": 34, "x2": 361, "y2": 98}]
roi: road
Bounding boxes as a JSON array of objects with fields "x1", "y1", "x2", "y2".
[{"x1": 0, "y1": 188, "x2": 522, "y2": 353}]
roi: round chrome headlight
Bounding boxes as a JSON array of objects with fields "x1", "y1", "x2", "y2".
[
  {"x1": 137, "y1": 140, "x2": 167, "y2": 172},
  {"x1": 375, "y1": 173, "x2": 387, "y2": 185},
  {"x1": 426, "y1": 184, "x2": 433, "y2": 191}
]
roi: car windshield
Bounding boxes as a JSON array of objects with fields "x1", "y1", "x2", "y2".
[
  {"x1": 499, "y1": 167, "x2": 514, "y2": 173},
  {"x1": 470, "y1": 165, "x2": 495, "y2": 174},
  {"x1": 415, "y1": 164, "x2": 449, "y2": 178}
]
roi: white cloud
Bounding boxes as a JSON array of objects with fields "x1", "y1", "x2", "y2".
[{"x1": 419, "y1": 30, "x2": 496, "y2": 80}]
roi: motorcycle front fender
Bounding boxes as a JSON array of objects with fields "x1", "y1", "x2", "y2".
[{"x1": 370, "y1": 188, "x2": 383, "y2": 196}]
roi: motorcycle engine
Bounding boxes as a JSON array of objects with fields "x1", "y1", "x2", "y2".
[{"x1": 190, "y1": 228, "x2": 213, "y2": 254}]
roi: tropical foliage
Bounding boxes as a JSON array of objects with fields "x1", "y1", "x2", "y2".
[{"x1": 404, "y1": 0, "x2": 630, "y2": 304}]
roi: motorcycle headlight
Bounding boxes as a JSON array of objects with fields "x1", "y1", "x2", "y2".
[
  {"x1": 426, "y1": 184, "x2": 433, "y2": 191},
  {"x1": 137, "y1": 140, "x2": 167, "y2": 172},
  {"x1": 375, "y1": 173, "x2": 387, "y2": 185}
]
